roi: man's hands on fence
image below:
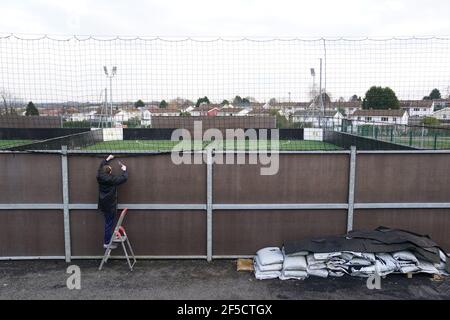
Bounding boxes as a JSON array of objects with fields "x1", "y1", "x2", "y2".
[{"x1": 118, "y1": 161, "x2": 127, "y2": 171}]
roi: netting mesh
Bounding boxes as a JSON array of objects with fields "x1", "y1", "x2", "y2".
[{"x1": 1, "y1": 35, "x2": 450, "y2": 152}]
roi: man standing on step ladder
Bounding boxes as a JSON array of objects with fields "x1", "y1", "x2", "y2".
[{"x1": 97, "y1": 154, "x2": 128, "y2": 249}]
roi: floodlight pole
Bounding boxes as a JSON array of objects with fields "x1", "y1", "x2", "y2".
[
  {"x1": 319, "y1": 58, "x2": 324, "y2": 128},
  {"x1": 109, "y1": 76, "x2": 113, "y2": 127},
  {"x1": 310, "y1": 68, "x2": 316, "y2": 121},
  {"x1": 104, "y1": 66, "x2": 117, "y2": 128},
  {"x1": 103, "y1": 88, "x2": 108, "y2": 128}
]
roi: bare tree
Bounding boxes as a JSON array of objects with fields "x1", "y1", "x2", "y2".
[{"x1": 0, "y1": 88, "x2": 20, "y2": 115}]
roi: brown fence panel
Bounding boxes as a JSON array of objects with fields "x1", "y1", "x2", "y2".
[
  {"x1": 68, "y1": 154, "x2": 206, "y2": 204},
  {"x1": 213, "y1": 154, "x2": 349, "y2": 204},
  {"x1": 0, "y1": 210, "x2": 64, "y2": 256},
  {"x1": 0, "y1": 153, "x2": 62, "y2": 203},
  {"x1": 355, "y1": 153, "x2": 450, "y2": 203},
  {"x1": 213, "y1": 210, "x2": 347, "y2": 255},
  {"x1": 2, "y1": 151, "x2": 450, "y2": 259},
  {"x1": 70, "y1": 210, "x2": 206, "y2": 256},
  {"x1": 0, "y1": 115, "x2": 61, "y2": 128},
  {"x1": 353, "y1": 209, "x2": 450, "y2": 251}
]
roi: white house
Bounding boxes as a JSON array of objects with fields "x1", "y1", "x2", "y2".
[
  {"x1": 113, "y1": 110, "x2": 141, "y2": 122},
  {"x1": 247, "y1": 108, "x2": 276, "y2": 117},
  {"x1": 432, "y1": 107, "x2": 450, "y2": 120},
  {"x1": 68, "y1": 111, "x2": 97, "y2": 122},
  {"x1": 217, "y1": 107, "x2": 245, "y2": 116},
  {"x1": 267, "y1": 102, "x2": 311, "y2": 116},
  {"x1": 189, "y1": 104, "x2": 221, "y2": 116},
  {"x1": 141, "y1": 109, "x2": 152, "y2": 126},
  {"x1": 292, "y1": 110, "x2": 343, "y2": 128},
  {"x1": 350, "y1": 109, "x2": 409, "y2": 126},
  {"x1": 149, "y1": 108, "x2": 181, "y2": 117},
  {"x1": 432, "y1": 99, "x2": 450, "y2": 112},
  {"x1": 184, "y1": 105, "x2": 196, "y2": 113},
  {"x1": 400, "y1": 100, "x2": 434, "y2": 117}
]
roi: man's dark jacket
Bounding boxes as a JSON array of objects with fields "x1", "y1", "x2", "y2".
[{"x1": 97, "y1": 159, "x2": 128, "y2": 212}]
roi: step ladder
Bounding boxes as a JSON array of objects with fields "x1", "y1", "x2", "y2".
[{"x1": 99, "y1": 208, "x2": 136, "y2": 271}]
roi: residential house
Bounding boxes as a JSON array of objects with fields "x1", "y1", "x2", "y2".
[
  {"x1": 292, "y1": 110, "x2": 344, "y2": 128},
  {"x1": 149, "y1": 108, "x2": 181, "y2": 117},
  {"x1": 217, "y1": 107, "x2": 245, "y2": 116},
  {"x1": 400, "y1": 100, "x2": 434, "y2": 117},
  {"x1": 432, "y1": 99, "x2": 450, "y2": 112},
  {"x1": 113, "y1": 109, "x2": 141, "y2": 123},
  {"x1": 247, "y1": 108, "x2": 277, "y2": 117},
  {"x1": 327, "y1": 101, "x2": 362, "y2": 116},
  {"x1": 432, "y1": 107, "x2": 450, "y2": 121},
  {"x1": 190, "y1": 104, "x2": 221, "y2": 116},
  {"x1": 350, "y1": 109, "x2": 409, "y2": 126},
  {"x1": 141, "y1": 109, "x2": 152, "y2": 126},
  {"x1": 266, "y1": 102, "x2": 311, "y2": 116},
  {"x1": 68, "y1": 111, "x2": 98, "y2": 122}
]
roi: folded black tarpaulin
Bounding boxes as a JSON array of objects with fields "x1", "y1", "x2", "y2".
[{"x1": 283, "y1": 226, "x2": 449, "y2": 272}]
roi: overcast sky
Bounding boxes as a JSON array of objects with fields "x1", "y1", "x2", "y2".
[
  {"x1": 2, "y1": 0, "x2": 450, "y2": 37},
  {"x1": 1, "y1": 0, "x2": 450, "y2": 103}
]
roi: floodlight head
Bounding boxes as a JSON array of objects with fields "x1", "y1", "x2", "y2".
[
  {"x1": 103, "y1": 66, "x2": 108, "y2": 75},
  {"x1": 310, "y1": 68, "x2": 315, "y2": 77}
]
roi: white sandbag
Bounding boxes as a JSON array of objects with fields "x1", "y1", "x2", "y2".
[
  {"x1": 313, "y1": 252, "x2": 341, "y2": 260},
  {"x1": 308, "y1": 263, "x2": 327, "y2": 270},
  {"x1": 343, "y1": 252, "x2": 376, "y2": 262},
  {"x1": 327, "y1": 257, "x2": 346, "y2": 265},
  {"x1": 306, "y1": 254, "x2": 327, "y2": 270},
  {"x1": 345, "y1": 257, "x2": 373, "y2": 266},
  {"x1": 417, "y1": 260, "x2": 439, "y2": 274},
  {"x1": 350, "y1": 269, "x2": 373, "y2": 278},
  {"x1": 279, "y1": 270, "x2": 308, "y2": 280},
  {"x1": 375, "y1": 253, "x2": 398, "y2": 276},
  {"x1": 282, "y1": 255, "x2": 307, "y2": 271},
  {"x1": 350, "y1": 264, "x2": 376, "y2": 277},
  {"x1": 340, "y1": 252, "x2": 355, "y2": 261},
  {"x1": 255, "y1": 270, "x2": 281, "y2": 280},
  {"x1": 254, "y1": 256, "x2": 282, "y2": 272},
  {"x1": 399, "y1": 265, "x2": 420, "y2": 273},
  {"x1": 326, "y1": 264, "x2": 349, "y2": 274},
  {"x1": 256, "y1": 247, "x2": 284, "y2": 266},
  {"x1": 439, "y1": 250, "x2": 447, "y2": 262},
  {"x1": 254, "y1": 262, "x2": 281, "y2": 280},
  {"x1": 307, "y1": 268, "x2": 329, "y2": 278},
  {"x1": 436, "y1": 250, "x2": 448, "y2": 270},
  {"x1": 352, "y1": 254, "x2": 396, "y2": 277},
  {"x1": 393, "y1": 251, "x2": 419, "y2": 264}
]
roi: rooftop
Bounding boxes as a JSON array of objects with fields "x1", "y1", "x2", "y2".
[
  {"x1": 352, "y1": 109, "x2": 407, "y2": 117},
  {"x1": 400, "y1": 100, "x2": 434, "y2": 109}
]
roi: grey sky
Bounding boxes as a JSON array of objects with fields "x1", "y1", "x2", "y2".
[
  {"x1": 1, "y1": 0, "x2": 450, "y2": 104},
  {"x1": 2, "y1": 0, "x2": 450, "y2": 37}
]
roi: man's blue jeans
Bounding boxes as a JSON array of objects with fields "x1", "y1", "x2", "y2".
[{"x1": 103, "y1": 211, "x2": 115, "y2": 245}]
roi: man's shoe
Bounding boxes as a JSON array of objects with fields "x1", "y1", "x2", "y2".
[{"x1": 103, "y1": 243, "x2": 118, "y2": 249}]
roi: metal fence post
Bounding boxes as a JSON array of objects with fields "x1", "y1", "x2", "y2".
[
  {"x1": 347, "y1": 146, "x2": 356, "y2": 232},
  {"x1": 61, "y1": 145, "x2": 71, "y2": 262},
  {"x1": 206, "y1": 149, "x2": 213, "y2": 262}
]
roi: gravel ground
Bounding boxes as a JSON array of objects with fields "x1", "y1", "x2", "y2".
[{"x1": 0, "y1": 260, "x2": 449, "y2": 300}]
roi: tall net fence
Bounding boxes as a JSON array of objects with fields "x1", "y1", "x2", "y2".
[{"x1": 1, "y1": 35, "x2": 450, "y2": 152}]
